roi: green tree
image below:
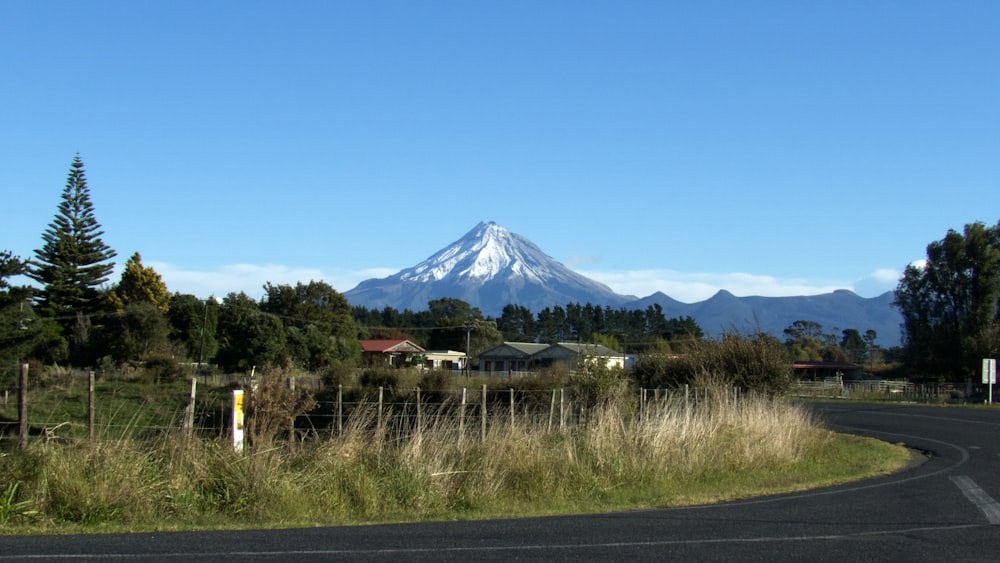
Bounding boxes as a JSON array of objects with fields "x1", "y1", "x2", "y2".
[
  {"x1": 895, "y1": 221, "x2": 1000, "y2": 381},
  {"x1": 783, "y1": 320, "x2": 840, "y2": 361},
  {"x1": 260, "y1": 281, "x2": 360, "y2": 370},
  {"x1": 497, "y1": 304, "x2": 537, "y2": 342},
  {"x1": 168, "y1": 294, "x2": 219, "y2": 364},
  {"x1": 108, "y1": 252, "x2": 170, "y2": 313},
  {"x1": 216, "y1": 291, "x2": 287, "y2": 373},
  {"x1": 863, "y1": 329, "x2": 879, "y2": 367},
  {"x1": 103, "y1": 301, "x2": 170, "y2": 363},
  {"x1": 29, "y1": 155, "x2": 117, "y2": 323},
  {"x1": 840, "y1": 329, "x2": 868, "y2": 364},
  {"x1": 0, "y1": 251, "x2": 40, "y2": 368}
]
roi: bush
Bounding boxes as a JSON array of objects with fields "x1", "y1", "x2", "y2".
[
  {"x1": 632, "y1": 329, "x2": 793, "y2": 395},
  {"x1": 359, "y1": 368, "x2": 400, "y2": 392},
  {"x1": 139, "y1": 354, "x2": 186, "y2": 384},
  {"x1": 417, "y1": 369, "x2": 460, "y2": 403},
  {"x1": 320, "y1": 361, "x2": 356, "y2": 388},
  {"x1": 246, "y1": 365, "x2": 318, "y2": 446}
]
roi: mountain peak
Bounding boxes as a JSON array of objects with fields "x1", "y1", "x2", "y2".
[
  {"x1": 401, "y1": 220, "x2": 545, "y2": 283},
  {"x1": 344, "y1": 221, "x2": 635, "y2": 314}
]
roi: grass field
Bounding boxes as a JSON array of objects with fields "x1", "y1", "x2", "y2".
[{"x1": 0, "y1": 380, "x2": 910, "y2": 535}]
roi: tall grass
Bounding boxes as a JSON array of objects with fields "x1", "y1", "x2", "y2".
[{"x1": 0, "y1": 393, "x2": 908, "y2": 533}]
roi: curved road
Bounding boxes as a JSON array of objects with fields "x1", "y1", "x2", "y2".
[{"x1": 2, "y1": 401, "x2": 999, "y2": 561}]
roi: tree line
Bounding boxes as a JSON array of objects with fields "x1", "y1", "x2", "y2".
[
  {"x1": 0, "y1": 156, "x2": 710, "y2": 380},
  {"x1": 8, "y1": 156, "x2": 990, "y2": 385}
]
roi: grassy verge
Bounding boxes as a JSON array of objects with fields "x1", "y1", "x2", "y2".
[{"x1": 0, "y1": 394, "x2": 909, "y2": 535}]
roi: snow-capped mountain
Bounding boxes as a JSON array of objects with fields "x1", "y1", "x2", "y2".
[
  {"x1": 344, "y1": 221, "x2": 903, "y2": 344},
  {"x1": 343, "y1": 221, "x2": 637, "y2": 314}
]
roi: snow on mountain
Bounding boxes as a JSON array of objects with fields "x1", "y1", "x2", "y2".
[
  {"x1": 343, "y1": 221, "x2": 636, "y2": 315},
  {"x1": 342, "y1": 221, "x2": 903, "y2": 345}
]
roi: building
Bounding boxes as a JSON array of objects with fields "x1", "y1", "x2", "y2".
[
  {"x1": 360, "y1": 339, "x2": 426, "y2": 367},
  {"x1": 422, "y1": 350, "x2": 467, "y2": 371},
  {"x1": 478, "y1": 342, "x2": 625, "y2": 376}
]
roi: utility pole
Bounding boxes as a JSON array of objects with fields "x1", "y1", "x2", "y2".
[
  {"x1": 465, "y1": 322, "x2": 472, "y2": 377},
  {"x1": 197, "y1": 298, "x2": 209, "y2": 372}
]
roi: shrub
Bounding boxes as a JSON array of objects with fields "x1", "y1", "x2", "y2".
[
  {"x1": 139, "y1": 354, "x2": 186, "y2": 384},
  {"x1": 359, "y1": 368, "x2": 400, "y2": 392},
  {"x1": 632, "y1": 329, "x2": 793, "y2": 395},
  {"x1": 246, "y1": 365, "x2": 318, "y2": 446},
  {"x1": 320, "y1": 360, "x2": 356, "y2": 388}
]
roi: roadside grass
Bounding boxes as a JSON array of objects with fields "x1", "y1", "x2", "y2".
[{"x1": 0, "y1": 392, "x2": 909, "y2": 535}]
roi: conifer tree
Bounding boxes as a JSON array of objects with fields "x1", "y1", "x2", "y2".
[
  {"x1": 29, "y1": 155, "x2": 118, "y2": 323},
  {"x1": 109, "y1": 252, "x2": 169, "y2": 313}
]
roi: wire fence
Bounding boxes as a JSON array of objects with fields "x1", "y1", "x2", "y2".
[
  {"x1": 790, "y1": 379, "x2": 965, "y2": 402},
  {"x1": 0, "y1": 365, "x2": 734, "y2": 448}
]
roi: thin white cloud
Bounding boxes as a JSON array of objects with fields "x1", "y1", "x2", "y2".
[
  {"x1": 851, "y1": 268, "x2": 902, "y2": 298},
  {"x1": 578, "y1": 268, "x2": 900, "y2": 303},
  {"x1": 147, "y1": 261, "x2": 902, "y2": 305},
  {"x1": 149, "y1": 262, "x2": 392, "y2": 299},
  {"x1": 870, "y1": 268, "x2": 902, "y2": 282}
]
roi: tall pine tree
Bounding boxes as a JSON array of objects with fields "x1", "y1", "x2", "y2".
[{"x1": 29, "y1": 155, "x2": 118, "y2": 324}]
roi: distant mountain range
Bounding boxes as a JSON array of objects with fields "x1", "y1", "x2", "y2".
[{"x1": 344, "y1": 221, "x2": 903, "y2": 346}]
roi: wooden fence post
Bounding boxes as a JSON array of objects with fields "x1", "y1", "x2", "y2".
[
  {"x1": 559, "y1": 388, "x2": 565, "y2": 431},
  {"x1": 183, "y1": 376, "x2": 196, "y2": 438},
  {"x1": 459, "y1": 387, "x2": 467, "y2": 445},
  {"x1": 416, "y1": 386, "x2": 422, "y2": 435},
  {"x1": 378, "y1": 386, "x2": 384, "y2": 433},
  {"x1": 89, "y1": 371, "x2": 97, "y2": 441},
  {"x1": 509, "y1": 388, "x2": 515, "y2": 427},
  {"x1": 18, "y1": 363, "x2": 28, "y2": 449},
  {"x1": 548, "y1": 388, "x2": 556, "y2": 432},
  {"x1": 480, "y1": 384, "x2": 487, "y2": 442},
  {"x1": 337, "y1": 384, "x2": 343, "y2": 436}
]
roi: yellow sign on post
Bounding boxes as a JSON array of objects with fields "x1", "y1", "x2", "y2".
[{"x1": 232, "y1": 389, "x2": 245, "y2": 453}]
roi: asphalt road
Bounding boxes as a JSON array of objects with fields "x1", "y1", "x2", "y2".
[{"x1": 2, "y1": 401, "x2": 999, "y2": 562}]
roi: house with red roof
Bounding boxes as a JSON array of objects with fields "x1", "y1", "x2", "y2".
[{"x1": 360, "y1": 339, "x2": 426, "y2": 367}]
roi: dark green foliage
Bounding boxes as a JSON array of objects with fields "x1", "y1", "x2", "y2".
[
  {"x1": 28, "y1": 317, "x2": 68, "y2": 365},
  {"x1": 0, "y1": 251, "x2": 40, "y2": 366},
  {"x1": 28, "y1": 156, "x2": 117, "y2": 327},
  {"x1": 260, "y1": 281, "x2": 361, "y2": 370},
  {"x1": 103, "y1": 302, "x2": 171, "y2": 363},
  {"x1": 840, "y1": 329, "x2": 868, "y2": 364},
  {"x1": 355, "y1": 299, "x2": 706, "y2": 355},
  {"x1": 895, "y1": 221, "x2": 1000, "y2": 381},
  {"x1": 167, "y1": 294, "x2": 219, "y2": 363},
  {"x1": 359, "y1": 367, "x2": 400, "y2": 391},
  {"x1": 215, "y1": 292, "x2": 288, "y2": 373},
  {"x1": 497, "y1": 304, "x2": 536, "y2": 342}
]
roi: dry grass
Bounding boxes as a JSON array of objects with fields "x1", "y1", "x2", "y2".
[{"x1": 0, "y1": 392, "x2": 907, "y2": 533}]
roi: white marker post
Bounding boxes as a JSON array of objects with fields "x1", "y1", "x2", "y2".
[
  {"x1": 983, "y1": 359, "x2": 997, "y2": 405},
  {"x1": 232, "y1": 389, "x2": 245, "y2": 452}
]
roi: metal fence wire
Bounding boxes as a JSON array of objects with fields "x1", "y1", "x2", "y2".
[{"x1": 0, "y1": 372, "x2": 734, "y2": 447}]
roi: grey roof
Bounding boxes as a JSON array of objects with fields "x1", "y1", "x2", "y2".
[
  {"x1": 478, "y1": 342, "x2": 550, "y2": 358},
  {"x1": 478, "y1": 342, "x2": 621, "y2": 360}
]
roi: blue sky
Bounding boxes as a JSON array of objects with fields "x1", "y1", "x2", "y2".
[{"x1": 2, "y1": 1, "x2": 998, "y2": 305}]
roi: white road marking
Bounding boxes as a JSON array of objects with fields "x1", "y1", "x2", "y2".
[{"x1": 951, "y1": 475, "x2": 1000, "y2": 524}]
